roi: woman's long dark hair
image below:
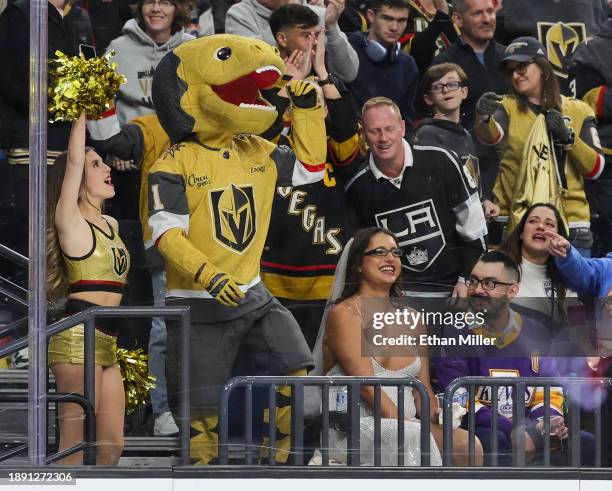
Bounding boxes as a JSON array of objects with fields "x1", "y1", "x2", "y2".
[
  {"x1": 499, "y1": 202, "x2": 568, "y2": 304},
  {"x1": 507, "y1": 57, "x2": 562, "y2": 114},
  {"x1": 336, "y1": 227, "x2": 404, "y2": 304}
]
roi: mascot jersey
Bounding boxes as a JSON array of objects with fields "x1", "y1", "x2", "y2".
[
  {"x1": 147, "y1": 35, "x2": 326, "y2": 299},
  {"x1": 150, "y1": 139, "x2": 300, "y2": 297}
]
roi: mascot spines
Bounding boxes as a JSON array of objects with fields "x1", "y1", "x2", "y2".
[{"x1": 148, "y1": 35, "x2": 326, "y2": 465}]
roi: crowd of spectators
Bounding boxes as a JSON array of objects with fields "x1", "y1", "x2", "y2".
[{"x1": 1, "y1": 0, "x2": 612, "y2": 467}]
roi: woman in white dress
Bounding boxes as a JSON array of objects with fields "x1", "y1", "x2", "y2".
[{"x1": 322, "y1": 227, "x2": 481, "y2": 466}]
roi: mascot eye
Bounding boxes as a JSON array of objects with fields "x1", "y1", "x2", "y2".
[{"x1": 215, "y1": 47, "x2": 232, "y2": 61}]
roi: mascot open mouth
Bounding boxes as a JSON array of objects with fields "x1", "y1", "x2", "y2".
[{"x1": 211, "y1": 65, "x2": 281, "y2": 112}]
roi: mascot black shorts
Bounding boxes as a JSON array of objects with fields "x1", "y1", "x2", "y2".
[{"x1": 165, "y1": 282, "x2": 314, "y2": 410}]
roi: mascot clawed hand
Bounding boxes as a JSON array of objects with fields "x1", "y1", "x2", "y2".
[{"x1": 148, "y1": 35, "x2": 326, "y2": 465}]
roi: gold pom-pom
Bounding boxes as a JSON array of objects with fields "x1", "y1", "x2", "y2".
[
  {"x1": 48, "y1": 50, "x2": 126, "y2": 122},
  {"x1": 116, "y1": 348, "x2": 156, "y2": 415}
]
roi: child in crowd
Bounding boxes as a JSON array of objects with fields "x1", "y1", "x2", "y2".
[{"x1": 414, "y1": 63, "x2": 499, "y2": 222}]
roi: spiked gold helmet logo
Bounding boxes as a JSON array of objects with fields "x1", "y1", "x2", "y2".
[
  {"x1": 537, "y1": 21, "x2": 586, "y2": 78},
  {"x1": 210, "y1": 183, "x2": 256, "y2": 253}
]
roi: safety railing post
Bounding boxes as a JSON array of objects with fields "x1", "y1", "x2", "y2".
[
  {"x1": 27, "y1": 0, "x2": 48, "y2": 467},
  {"x1": 83, "y1": 315, "x2": 96, "y2": 465},
  {"x1": 567, "y1": 374, "x2": 581, "y2": 467},
  {"x1": 180, "y1": 309, "x2": 190, "y2": 466}
]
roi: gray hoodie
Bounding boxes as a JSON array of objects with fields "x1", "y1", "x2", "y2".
[
  {"x1": 107, "y1": 19, "x2": 194, "y2": 124},
  {"x1": 225, "y1": 0, "x2": 359, "y2": 82}
]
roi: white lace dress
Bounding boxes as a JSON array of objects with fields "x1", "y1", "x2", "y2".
[{"x1": 326, "y1": 357, "x2": 442, "y2": 466}]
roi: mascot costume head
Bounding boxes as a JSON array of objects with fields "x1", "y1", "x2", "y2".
[{"x1": 152, "y1": 34, "x2": 285, "y2": 146}]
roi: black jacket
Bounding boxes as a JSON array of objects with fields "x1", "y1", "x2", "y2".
[
  {"x1": 432, "y1": 37, "x2": 509, "y2": 130},
  {"x1": 431, "y1": 38, "x2": 509, "y2": 197},
  {"x1": 414, "y1": 118, "x2": 482, "y2": 196},
  {"x1": 0, "y1": 0, "x2": 77, "y2": 153}
]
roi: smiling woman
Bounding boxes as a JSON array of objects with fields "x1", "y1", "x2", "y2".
[
  {"x1": 46, "y1": 114, "x2": 131, "y2": 465},
  {"x1": 319, "y1": 227, "x2": 482, "y2": 466},
  {"x1": 473, "y1": 37, "x2": 605, "y2": 252},
  {"x1": 104, "y1": 0, "x2": 195, "y2": 125}
]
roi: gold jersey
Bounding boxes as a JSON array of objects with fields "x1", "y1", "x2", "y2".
[
  {"x1": 148, "y1": 136, "x2": 286, "y2": 297},
  {"x1": 63, "y1": 220, "x2": 130, "y2": 294}
]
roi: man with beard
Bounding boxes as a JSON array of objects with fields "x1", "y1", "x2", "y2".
[{"x1": 436, "y1": 251, "x2": 594, "y2": 466}]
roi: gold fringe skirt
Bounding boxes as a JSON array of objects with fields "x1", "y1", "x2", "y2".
[{"x1": 48, "y1": 324, "x2": 117, "y2": 367}]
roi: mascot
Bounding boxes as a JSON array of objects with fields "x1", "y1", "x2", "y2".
[{"x1": 147, "y1": 35, "x2": 326, "y2": 464}]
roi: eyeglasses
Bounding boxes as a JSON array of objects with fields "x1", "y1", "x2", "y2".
[
  {"x1": 142, "y1": 0, "x2": 174, "y2": 7},
  {"x1": 429, "y1": 81, "x2": 463, "y2": 94},
  {"x1": 364, "y1": 247, "x2": 403, "y2": 258},
  {"x1": 465, "y1": 277, "x2": 515, "y2": 290},
  {"x1": 506, "y1": 60, "x2": 535, "y2": 75}
]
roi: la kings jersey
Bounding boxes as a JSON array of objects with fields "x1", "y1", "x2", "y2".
[
  {"x1": 148, "y1": 136, "x2": 296, "y2": 298},
  {"x1": 346, "y1": 141, "x2": 487, "y2": 292},
  {"x1": 496, "y1": 0, "x2": 608, "y2": 96}
]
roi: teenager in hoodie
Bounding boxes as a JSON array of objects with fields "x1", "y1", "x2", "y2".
[
  {"x1": 414, "y1": 62, "x2": 499, "y2": 223},
  {"x1": 106, "y1": 0, "x2": 195, "y2": 125}
]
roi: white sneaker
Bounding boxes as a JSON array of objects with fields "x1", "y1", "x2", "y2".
[{"x1": 154, "y1": 411, "x2": 179, "y2": 436}]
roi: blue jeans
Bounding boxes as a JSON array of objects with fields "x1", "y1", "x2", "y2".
[{"x1": 148, "y1": 270, "x2": 170, "y2": 415}]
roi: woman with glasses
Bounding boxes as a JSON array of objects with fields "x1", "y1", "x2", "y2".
[
  {"x1": 415, "y1": 62, "x2": 500, "y2": 223},
  {"x1": 473, "y1": 36, "x2": 604, "y2": 253},
  {"x1": 318, "y1": 227, "x2": 481, "y2": 466}
]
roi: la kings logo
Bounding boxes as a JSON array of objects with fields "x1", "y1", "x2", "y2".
[
  {"x1": 375, "y1": 199, "x2": 445, "y2": 272},
  {"x1": 210, "y1": 183, "x2": 256, "y2": 253}
]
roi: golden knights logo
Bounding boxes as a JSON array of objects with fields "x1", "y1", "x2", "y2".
[
  {"x1": 375, "y1": 199, "x2": 446, "y2": 273},
  {"x1": 210, "y1": 183, "x2": 256, "y2": 253},
  {"x1": 111, "y1": 247, "x2": 129, "y2": 277},
  {"x1": 537, "y1": 21, "x2": 586, "y2": 79}
]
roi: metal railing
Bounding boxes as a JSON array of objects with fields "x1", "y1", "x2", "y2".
[
  {"x1": 0, "y1": 243, "x2": 29, "y2": 269},
  {"x1": 0, "y1": 392, "x2": 95, "y2": 464},
  {"x1": 218, "y1": 375, "x2": 432, "y2": 466},
  {"x1": 0, "y1": 305, "x2": 191, "y2": 465},
  {"x1": 441, "y1": 376, "x2": 606, "y2": 467}
]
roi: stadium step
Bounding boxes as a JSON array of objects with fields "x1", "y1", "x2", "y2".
[{"x1": 0, "y1": 369, "x2": 182, "y2": 466}]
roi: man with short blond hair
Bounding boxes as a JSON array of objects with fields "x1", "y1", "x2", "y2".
[{"x1": 345, "y1": 97, "x2": 487, "y2": 296}]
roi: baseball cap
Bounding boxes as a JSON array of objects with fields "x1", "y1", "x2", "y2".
[{"x1": 500, "y1": 37, "x2": 547, "y2": 65}]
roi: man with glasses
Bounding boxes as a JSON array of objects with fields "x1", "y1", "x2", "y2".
[
  {"x1": 437, "y1": 250, "x2": 595, "y2": 466},
  {"x1": 345, "y1": 96, "x2": 487, "y2": 297}
]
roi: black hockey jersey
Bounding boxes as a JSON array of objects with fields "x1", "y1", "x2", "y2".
[
  {"x1": 413, "y1": 118, "x2": 482, "y2": 196},
  {"x1": 400, "y1": 0, "x2": 458, "y2": 73},
  {"x1": 496, "y1": 0, "x2": 609, "y2": 97},
  {"x1": 261, "y1": 94, "x2": 361, "y2": 302},
  {"x1": 345, "y1": 141, "x2": 487, "y2": 293}
]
